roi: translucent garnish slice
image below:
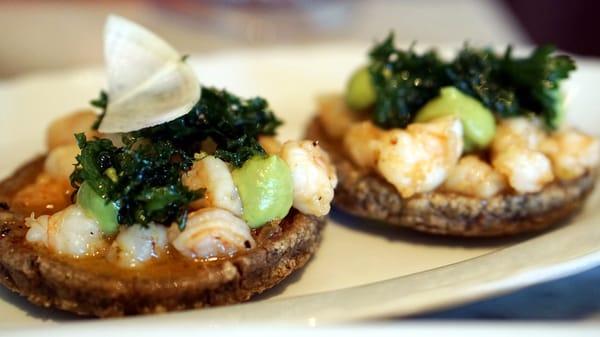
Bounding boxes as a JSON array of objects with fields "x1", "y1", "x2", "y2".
[{"x1": 99, "y1": 15, "x2": 200, "y2": 133}]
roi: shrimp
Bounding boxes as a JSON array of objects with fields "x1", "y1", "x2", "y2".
[
  {"x1": 182, "y1": 155, "x2": 243, "y2": 216},
  {"x1": 279, "y1": 140, "x2": 338, "y2": 216},
  {"x1": 317, "y1": 94, "x2": 357, "y2": 140},
  {"x1": 44, "y1": 144, "x2": 80, "y2": 183},
  {"x1": 169, "y1": 208, "x2": 255, "y2": 259},
  {"x1": 491, "y1": 117, "x2": 546, "y2": 154},
  {"x1": 25, "y1": 204, "x2": 107, "y2": 257},
  {"x1": 443, "y1": 155, "x2": 507, "y2": 198},
  {"x1": 19, "y1": 143, "x2": 80, "y2": 215},
  {"x1": 11, "y1": 173, "x2": 73, "y2": 216},
  {"x1": 490, "y1": 116, "x2": 555, "y2": 193},
  {"x1": 376, "y1": 116, "x2": 463, "y2": 198},
  {"x1": 46, "y1": 110, "x2": 99, "y2": 151},
  {"x1": 540, "y1": 127, "x2": 600, "y2": 180},
  {"x1": 343, "y1": 121, "x2": 384, "y2": 169},
  {"x1": 107, "y1": 223, "x2": 168, "y2": 268},
  {"x1": 492, "y1": 146, "x2": 554, "y2": 193},
  {"x1": 259, "y1": 135, "x2": 282, "y2": 155}
]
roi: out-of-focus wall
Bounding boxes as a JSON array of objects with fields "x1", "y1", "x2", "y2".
[
  {"x1": 505, "y1": 0, "x2": 600, "y2": 57},
  {"x1": 0, "y1": 0, "x2": 527, "y2": 78}
]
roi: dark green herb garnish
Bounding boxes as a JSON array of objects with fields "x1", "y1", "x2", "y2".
[
  {"x1": 503, "y1": 45, "x2": 575, "y2": 128},
  {"x1": 369, "y1": 37, "x2": 446, "y2": 128},
  {"x1": 70, "y1": 133, "x2": 201, "y2": 228},
  {"x1": 73, "y1": 86, "x2": 282, "y2": 228},
  {"x1": 444, "y1": 46, "x2": 519, "y2": 118},
  {"x1": 90, "y1": 90, "x2": 108, "y2": 131},
  {"x1": 134, "y1": 87, "x2": 282, "y2": 167},
  {"x1": 367, "y1": 33, "x2": 576, "y2": 129}
]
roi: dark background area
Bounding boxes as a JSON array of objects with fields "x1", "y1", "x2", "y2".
[{"x1": 505, "y1": 0, "x2": 600, "y2": 56}]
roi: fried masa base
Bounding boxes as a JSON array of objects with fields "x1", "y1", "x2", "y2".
[
  {"x1": 307, "y1": 117, "x2": 597, "y2": 237},
  {"x1": 0, "y1": 157, "x2": 325, "y2": 317}
]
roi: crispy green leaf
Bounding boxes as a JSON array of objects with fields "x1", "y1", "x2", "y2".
[
  {"x1": 134, "y1": 87, "x2": 282, "y2": 167},
  {"x1": 90, "y1": 90, "x2": 109, "y2": 131},
  {"x1": 366, "y1": 34, "x2": 576, "y2": 129},
  {"x1": 71, "y1": 86, "x2": 281, "y2": 229},
  {"x1": 71, "y1": 134, "x2": 202, "y2": 229},
  {"x1": 368, "y1": 34, "x2": 446, "y2": 128}
]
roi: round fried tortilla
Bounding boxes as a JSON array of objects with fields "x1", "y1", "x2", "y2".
[
  {"x1": 307, "y1": 117, "x2": 597, "y2": 237},
  {"x1": 0, "y1": 157, "x2": 324, "y2": 317}
]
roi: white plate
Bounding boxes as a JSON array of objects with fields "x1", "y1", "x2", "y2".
[{"x1": 1, "y1": 44, "x2": 600, "y2": 330}]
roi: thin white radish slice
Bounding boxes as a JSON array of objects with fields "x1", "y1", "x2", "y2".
[{"x1": 99, "y1": 15, "x2": 200, "y2": 133}]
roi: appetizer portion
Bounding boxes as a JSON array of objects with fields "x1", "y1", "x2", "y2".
[
  {"x1": 0, "y1": 16, "x2": 336, "y2": 317},
  {"x1": 308, "y1": 34, "x2": 598, "y2": 236}
]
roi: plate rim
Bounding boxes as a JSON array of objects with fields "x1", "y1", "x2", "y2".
[{"x1": 1, "y1": 43, "x2": 600, "y2": 327}]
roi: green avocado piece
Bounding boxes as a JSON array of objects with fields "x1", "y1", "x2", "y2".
[
  {"x1": 415, "y1": 86, "x2": 496, "y2": 151},
  {"x1": 232, "y1": 155, "x2": 293, "y2": 229},
  {"x1": 77, "y1": 182, "x2": 120, "y2": 235},
  {"x1": 462, "y1": 137, "x2": 476, "y2": 153},
  {"x1": 345, "y1": 65, "x2": 377, "y2": 111}
]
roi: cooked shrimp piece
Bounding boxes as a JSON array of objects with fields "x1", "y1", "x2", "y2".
[
  {"x1": 408, "y1": 116, "x2": 464, "y2": 162},
  {"x1": 24, "y1": 213, "x2": 49, "y2": 244},
  {"x1": 376, "y1": 116, "x2": 463, "y2": 198},
  {"x1": 540, "y1": 128, "x2": 600, "y2": 180},
  {"x1": 25, "y1": 204, "x2": 107, "y2": 257},
  {"x1": 169, "y1": 208, "x2": 255, "y2": 259},
  {"x1": 492, "y1": 117, "x2": 546, "y2": 154},
  {"x1": 492, "y1": 118, "x2": 555, "y2": 193},
  {"x1": 492, "y1": 146, "x2": 554, "y2": 193},
  {"x1": 46, "y1": 110, "x2": 99, "y2": 151},
  {"x1": 443, "y1": 155, "x2": 507, "y2": 198},
  {"x1": 11, "y1": 173, "x2": 73, "y2": 215},
  {"x1": 107, "y1": 223, "x2": 168, "y2": 268},
  {"x1": 44, "y1": 144, "x2": 80, "y2": 182},
  {"x1": 279, "y1": 140, "x2": 338, "y2": 216},
  {"x1": 182, "y1": 155, "x2": 243, "y2": 216},
  {"x1": 317, "y1": 94, "x2": 357, "y2": 140},
  {"x1": 343, "y1": 121, "x2": 384, "y2": 169},
  {"x1": 259, "y1": 135, "x2": 282, "y2": 155}
]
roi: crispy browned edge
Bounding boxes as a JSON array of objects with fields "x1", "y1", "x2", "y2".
[
  {"x1": 307, "y1": 117, "x2": 597, "y2": 237},
  {"x1": 0, "y1": 156, "x2": 325, "y2": 317}
]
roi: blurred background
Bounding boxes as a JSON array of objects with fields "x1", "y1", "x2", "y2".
[{"x1": 0, "y1": 0, "x2": 596, "y2": 78}]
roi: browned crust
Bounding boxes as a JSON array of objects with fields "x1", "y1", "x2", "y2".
[
  {"x1": 0, "y1": 158, "x2": 324, "y2": 317},
  {"x1": 307, "y1": 117, "x2": 597, "y2": 237}
]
